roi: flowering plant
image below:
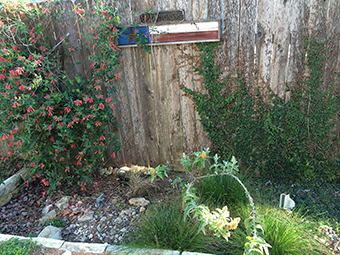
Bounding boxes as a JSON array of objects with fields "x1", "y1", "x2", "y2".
[
  {"x1": 0, "y1": 0, "x2": 124, "y2": 191},
  {"x1": 149, "y1": 149, "x2": 271, "y2": 255}
]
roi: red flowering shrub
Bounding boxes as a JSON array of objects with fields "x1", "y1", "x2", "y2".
[{"x1": 0, "y1": 0, "x2": 124, "y2": 192}]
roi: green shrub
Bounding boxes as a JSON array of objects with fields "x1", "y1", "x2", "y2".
[
  {"x1": 43, "y1": 217, "x2": 65, "y2": 228},
  {"x1": 0, "y1": 0, "x2": 123, "y2": 191},
  {"x1": 181, "y1": 41, "x2": 340, "y2": 181},
  {"x1": 0, "y1": 238, "x2": 41, "y2": 255}
]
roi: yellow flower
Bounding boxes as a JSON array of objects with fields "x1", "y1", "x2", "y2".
[
  {"x1": 306, "y1": 162, "x2": 309, "y2": 166},
  {"x1": 246, "y1": 236, "x2": 252, "y2": 241},
  {"x1": 201, "y1": 151, "x2": 206, "y2": 160}
]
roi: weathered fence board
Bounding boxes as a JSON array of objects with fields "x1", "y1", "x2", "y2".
[
  {"x1": 256, "y1": 0, "x2": 274, "y2": 92},
  {"x1": 2, "y1": 0, "x2": 340, "y2": 169},
  {"x1": 269, "y1": 1, "x2": 291, "y2": 98},
  {"x1": 223, "y1": 0, "x2": 240, "y2": 76}
]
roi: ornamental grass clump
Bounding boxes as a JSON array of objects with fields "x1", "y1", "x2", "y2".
[
  {"x1": 260, "y1": 208, "x2": 327, "y2": 255},
  {"x1": 130, "y1": 196, "x2": 230, "y2": 254}
]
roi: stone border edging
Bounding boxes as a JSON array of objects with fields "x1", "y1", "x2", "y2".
[{"x1": 0, "y1": 233, "x2": 214, "y2": 255}]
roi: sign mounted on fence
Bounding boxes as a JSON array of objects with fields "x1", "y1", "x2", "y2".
[{"x1": 117, "y1": 20, "x2": 221, "y2": 47}]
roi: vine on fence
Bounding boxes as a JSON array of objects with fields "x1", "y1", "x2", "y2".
[{"x1": 181, "y1": 41, "x2": 340, "y2": 181}]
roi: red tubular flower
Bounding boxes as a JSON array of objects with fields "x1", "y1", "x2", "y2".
[
  {"x1": 27, "y1": 106, "x2": 35, "y2": 112},
  {"x1": 74, "y1": 99, "x2": 82, "y2": 106},
  {"x1": 98, "y1": 103, "x2": 104, "y2": 110}
]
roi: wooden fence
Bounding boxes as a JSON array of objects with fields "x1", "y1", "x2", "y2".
[{"x1": 2, "y1": 0, "x2": 340, "y2": 168}]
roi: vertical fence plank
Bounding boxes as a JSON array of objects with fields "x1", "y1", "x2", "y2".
[
  {"x1": 122, "y1": 48, "x2": 151, "y2": 166},
  {"x1": 111, "y1": 55, "x2": 137, "y2": 166},
  {"x1": 150, "y1": 46, "x2": 172, "y2": 165},
  {"x1": 125, "y1": 1, "x2": 160, "y2": 167},
  {"x1": 223, "y1": 0, "x2": 240, "y2": 77},
  {"x1": 207, "y1": 0, "x2": 222, "y2": 19},
  {"x1": 175, "y1": 0, "x2": 196, "y2": 155},
  {"x1": 269, "y1": 1, "x2": 291, "y2": 98},
  {"x1": 285, "y1": 0, "x2": 308, "y2": 94},
  {"x1": 116, "y1": 0, "x2": 132, "y2": 25},
  {"x1": 192, "y1": 0, "x2": 207, "y2": 21},
  {"x1": 322, "y1": 0, "x2": 340, "y2": 92},
  {"x1": 238, "y1": 0, "x2": 257, "y2": 88},
  {"x1": 256, "y1": 0, "x2": 274, "y2": 93},
  {"x1": 178, "y1": 45, "x2": 196, "y2": 155},
  {"x1": 192, "y1": 0, "x2": 211, "y2": 152},
  {"x1": 159, "y1": 0, "x2": 183, "y2": 165},
  {"x1": 165, "y1": 46, "x2": 184, "y2": 166}
]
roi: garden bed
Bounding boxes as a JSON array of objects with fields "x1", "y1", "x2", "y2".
[{"x1": 0, "y1": 164, "x2": 339, "y2": 254}]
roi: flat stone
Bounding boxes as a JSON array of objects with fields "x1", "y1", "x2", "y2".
[
  {"x1": 128, "y1": 197, "x2": 150, "y2": 207},
  {"x1": 55, "y1": 196, "x2": 71, "y2": 209},
  {"x1": 78, "y1": 210, "x2": 94, "y2": 222},
  {"x1": 33, "y1": 237, "x2": 64, "y2": 249},
  {"x1": 106, "y1": 246, "x2": 180, "y2": 255},
  {"x1": 60, "y1": 241, "x2": 108, "y2": 253},
  {"x1": 39, "y1": 209, "x2": 56, "y2": 223},
  {"x1": 38, "y1": 226, "x2": 62, "y2": 240}
]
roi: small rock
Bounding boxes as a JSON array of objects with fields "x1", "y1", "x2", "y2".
[
  {"x1": 105, "y1": 167, "x2": 113, "y2": 175},
  {"x1": 62, "y1": 251, "x2": 72, "y2": 255},
  {"x1": 329, "y1": 234, "x2": 338, "y2": 239},
  {"x1": 99, "y1": 168, "x2": 106, "y2": 176},
  {"x1": 128, "y1": 197, "x2": 150, "y2": 207},
  {"x1": 111, "y1": 198, "x2": 118, "y2": 205},
  {"x1": 78, "y1": 210, "x2": 94, "y2": 222},
  {"x1": 140, "y1": 206, "x2": 146, "y2": 213},
  {"x1": 55, "y1": 196, "x2": 71, "y2": 210},
  {"x1": 39, "y1": 210, "x2": 56, "y2": 223},
  {"x1": 38, "y1": 226, "x2": 62, "y2": 240},
  {"x1": 42, "y1": 204, "x2": 53, "y2": 216},
  {"x1": 118, "y1": 166, "x2": 130, "y2": 176},
  {"x1": 100, "y1": 216, "x2": 107, "y2": 222}
]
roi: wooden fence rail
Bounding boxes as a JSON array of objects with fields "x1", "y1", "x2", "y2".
[{"x1": 2, "y1": 0, "x2": 340, "y2": 168}]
